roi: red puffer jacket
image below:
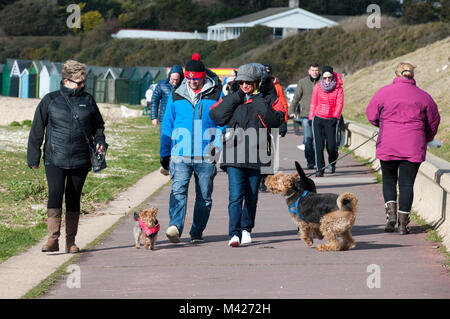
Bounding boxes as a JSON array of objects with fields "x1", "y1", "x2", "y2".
[{"x1": 308, "y1": 72, "x2": 344, "y2": 120}]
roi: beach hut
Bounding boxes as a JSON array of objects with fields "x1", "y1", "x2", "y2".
[
  {"x1": 10, "y1": 60, "x2": 32, "y2": 97},
  {"x1": 0, "y1": 64, "x2": 4, "y2": 95},
  {"x1": 2, "y1": 59, "x2": 14, "y2": 96},
  {"x1": 49, "y1": 62, "x2": 63, "y2": 93},
  {"x1": 28, "y1": 61, "x2": 40, "y2": 98},
  {"x1": 39, "y1": 62, "x2": 52, "y2": 98},
  {"x1": 19, "y1": 68, "x2": 29, "y2": 98},
  {"x1": 115, "y1": 66, "x2": 134, "y2": 104},
  {"x1": 104, "y1": 67, "x2": 121, "y2": 104},
  {"x1": 135, "y1": 67, "x2": 154, "y2": 102}
]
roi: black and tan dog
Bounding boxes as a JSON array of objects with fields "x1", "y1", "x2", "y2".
[{"x1": 265, "y1": 162, "x2": 358, "y2": 251}]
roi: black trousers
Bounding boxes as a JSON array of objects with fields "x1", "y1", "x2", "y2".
[
  {"x1": 380, "y1": 160, "x2": 421, "y2": 213},
  {"x1": 312, "y1": 116, "x2": 338, "y2": 173},
  {"x1": 45, "y1": 163, "x2": 90, "y2": 212}
]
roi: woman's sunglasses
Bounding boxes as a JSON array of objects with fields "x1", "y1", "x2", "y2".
[
  {"x1": 66, "y1": 78, "x2": 85, "y2": 86},
  {"x1": 238, "y1": 81, "x2": 255, "y2": 85}
]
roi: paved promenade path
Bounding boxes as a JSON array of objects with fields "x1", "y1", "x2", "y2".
[{"x1": 41, "y1": 130, "x2": 450, "y2": 300}]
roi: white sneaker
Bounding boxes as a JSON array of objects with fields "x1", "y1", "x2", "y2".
[
  {"x1": 166, "y1": 225, "x2": 180, "y2": 243},
  {"x1": 241, "y1": 230, "x2": 252, "y2": 245},
  {"x1": 297, "y1": 144, "x2": 305, "y2": 151},
  {"x1": 228, "y1": 235, "x2": 240, "y2": 247}
]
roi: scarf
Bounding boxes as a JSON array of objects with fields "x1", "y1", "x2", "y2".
[{"x1": 320, "y1": 77, "x2": 337, "y2": 93}]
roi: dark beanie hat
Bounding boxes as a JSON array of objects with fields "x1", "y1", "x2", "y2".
[
  {"x1": 322, "y1": 66, "x2": 333, "y2": 75},
  {"x1": 185, "y1": 53, "x2": 206, "y2": 79}
]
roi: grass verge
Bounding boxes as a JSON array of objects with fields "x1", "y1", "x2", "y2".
[{"x1": 0, "y1": 115, "x2": 160, "y2": 263}]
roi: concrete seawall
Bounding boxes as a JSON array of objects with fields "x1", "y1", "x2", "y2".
[{"x1": 345, "y1": 121, "x2": 450, "y2": 251}]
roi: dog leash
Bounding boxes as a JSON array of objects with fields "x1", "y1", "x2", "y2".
[{"x1": 305, "y1": 131, "x2": 379, "y2": 178}]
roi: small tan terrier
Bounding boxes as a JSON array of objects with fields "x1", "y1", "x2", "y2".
[{"x1": 133, "y1": 208, "x2": 160, "y2": 250}]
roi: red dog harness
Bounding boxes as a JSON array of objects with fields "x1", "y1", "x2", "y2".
[{"x1": 137, "y1": 217, "x2": 160, "y2": 238}]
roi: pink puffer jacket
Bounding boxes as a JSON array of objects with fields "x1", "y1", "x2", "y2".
[
  {"x1": 309, "y1": 72, "x2": 344, "y2": 120},
  {"x1": 366, "y1": 77, "x2": 440, "y2": 163}
]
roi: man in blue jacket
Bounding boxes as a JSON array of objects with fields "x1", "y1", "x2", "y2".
[
  {"x1": 160, "y1": 53, "x2": 222, "y2": 244},
  {"x1": 150, "y1": 65, "x2": 184, "y2": 131}
]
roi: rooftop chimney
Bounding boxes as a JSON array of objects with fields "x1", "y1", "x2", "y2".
[{"x1": 289, "y1": 0, "x2": 299, "y2": 8}]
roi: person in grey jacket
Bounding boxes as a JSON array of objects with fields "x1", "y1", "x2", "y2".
[
  {"x1": 288, "y1": 63, "x2": 320, "y2": 169},
  {"x1": 27, "y1": 60, "x2": 107, "y2": 254}
]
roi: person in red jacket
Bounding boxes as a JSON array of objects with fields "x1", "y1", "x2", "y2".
[{"x1": 309, "y1": 66, "x2": 344, "y2": 177}]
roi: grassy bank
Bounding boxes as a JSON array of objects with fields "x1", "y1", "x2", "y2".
[{"x1": 0, "y1": 114, "x2": 160, "y2": 263}]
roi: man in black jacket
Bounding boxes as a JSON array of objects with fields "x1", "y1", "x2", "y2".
[{"x1": 27, "y1": 60, "x2": 107, "y2": 254}]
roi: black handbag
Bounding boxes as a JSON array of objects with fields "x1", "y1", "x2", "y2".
[{"x1": 60, "y1": 90, "x2": 107, "y2": 173}]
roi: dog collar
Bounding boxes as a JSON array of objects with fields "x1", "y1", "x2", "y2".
[
  {"x1": 138, "y1": 217, "x2": 160, "y2": 238},
  {"x1": 288, "y1": 190, "x2": 309, "y2": 221}
]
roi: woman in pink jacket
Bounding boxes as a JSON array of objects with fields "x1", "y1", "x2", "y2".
[
  {"x1": 366, "y1": 62, "x2": 440, "y2": 235},
  {"x1": 309, "y1": 66, "x2": 344, "y2": 177}
]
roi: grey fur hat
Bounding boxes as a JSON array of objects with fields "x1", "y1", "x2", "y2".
[{"x1": 235, "y1": 63, "x2": 264, "y2": 82}]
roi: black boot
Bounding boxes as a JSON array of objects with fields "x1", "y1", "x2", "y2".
[
  {"x1": 398, "y1": 212, "x2": 410, "y2": 235},
  {"x1": 384, "y1": 202, "x2": 397, "y2": 233}
]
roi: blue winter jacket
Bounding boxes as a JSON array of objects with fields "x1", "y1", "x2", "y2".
[
  {"x1": 150, "y1": 65, "x2": 184, "y2": 122},
  {"x1": 160, "y1": 76, "x2": 222, "y2": 160}
]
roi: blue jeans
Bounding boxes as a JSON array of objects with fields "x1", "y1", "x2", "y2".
[
  {"x1": 300, "y1": 117, "x2": 315, "y2": 166},
  {"x1": 168, "y1": 158, "x2": 217, "y2": 239},
  {"x1": 226, "y1": 166, "x2": 261, "y2": 239}
]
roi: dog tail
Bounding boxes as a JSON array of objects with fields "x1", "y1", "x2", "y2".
[{"x1": 337, "y1": 193, "x2": 358, "y2": 213}]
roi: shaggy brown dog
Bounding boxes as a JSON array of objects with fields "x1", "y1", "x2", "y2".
[
  {"x1": 265, "y1": 162, "x2": 358, "y2": 251},
  {"x1": 133, "y1": 208, "x2": 159, "y2": 250}
]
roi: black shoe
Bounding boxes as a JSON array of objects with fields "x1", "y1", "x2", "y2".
[
  {"x1": 191, "y1": 237, "x2": 204, "y2": 244},
  {"x1": 307, "y1": 163, "x2": 315, "y2": 169},
  {"x1": 315, "y1": 171, "x2": 324, "y2": 177},
  {"x1": 328, "y1": 165, "x2": 336, "y2": 174},
  {"x1": 259, "y1": 178, "x2": 267, "y2": 192}
]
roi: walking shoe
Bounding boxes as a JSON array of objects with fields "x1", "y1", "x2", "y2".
[
  {"x1": 315, "y1": 171, "x2": 324, "y2": 177},
  {"x1": 398, "y1": 212, "x2": 410, "y2": 235},
  {"x1": 191, "y1": 237, "x2": 204, "y2": 244},
  {"x1": 384, "y1": 201, "x2": 397, "y2": 233},
  {"x1": 259, "y1": 181, "x2": 267, "y2": 192},
  {"x1": 328, "y1": 165, "x2": 336, "y2": 174},
  {"x1": 297, "y1": 144, "x2": 305, "y2": 151},
  {"x1": 241, "y1": 230, "x2": 252, "y2": 245},
  {"x1": 307, "y1": 163, "x2": 315, "y2": 169},
  {"x1": 228, "y1": 235, "x2": 240, "y2": 247},
  {"x1": 166, "y1": 225, "x2": 180, "y2": 243}
]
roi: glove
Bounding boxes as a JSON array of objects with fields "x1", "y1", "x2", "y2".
[
  {"x1": 236, "y1": 89, "x2": 245, "y2": 102},
  {"x1": 160, "y1": 156, "x2": 170, "y2": 170},
  {"x1": 279, "y1": 122, "x2": 287, "y2": 137},
  {"x1": 230, "y1": 80, "x2": 240, "y2": 93}
]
